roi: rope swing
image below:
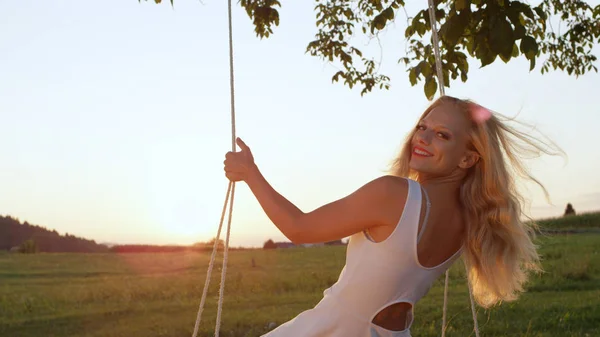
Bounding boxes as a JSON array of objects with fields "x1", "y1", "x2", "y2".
[
  {"x1": 191, "y1": 1, "x2": 481, "y2": 336},
  {"x1": 191, "y1": 0, "x2": 237, "y2": 335},
  {"x1": 426, "y1": 1, "x2": 480, "y2": 336}
]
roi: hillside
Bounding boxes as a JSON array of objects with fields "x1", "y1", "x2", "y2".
[
  {"x1": 0, "y1": 215, "x2": 109, "y2": 253},
  {"x1": 0, "y1": 215, "x2": 240, "y2": 254}
]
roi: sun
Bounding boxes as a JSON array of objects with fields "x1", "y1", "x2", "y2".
[{"x1": 141, "y1": 136, "x2": 216, "y2": 245}]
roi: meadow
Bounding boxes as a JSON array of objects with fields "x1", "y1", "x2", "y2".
[{"x1": 1, "y1": 213, "x2": 599, "y2": 337}]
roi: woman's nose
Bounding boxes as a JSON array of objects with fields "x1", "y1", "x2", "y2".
[{"x1": 415, "y1": 130, "x2": 431, "y2": 145}]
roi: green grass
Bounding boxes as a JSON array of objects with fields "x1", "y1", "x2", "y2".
[
  {"x1": 535, "y1": 211, "x2": 600, "y2": 231},
  {"x1": 1, "y1": 211, "x2": 599, "y2": 337},
  {"x1": 1, "y1": 236, "x2": 599, "y2": 337}
]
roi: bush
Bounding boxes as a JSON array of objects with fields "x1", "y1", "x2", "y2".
[
  {"x1": 19, "y1": 239, "x2": 38, "y2": 254},
  {"x1": 263, "y1": 239, "x2": 277, "y2": 249}
]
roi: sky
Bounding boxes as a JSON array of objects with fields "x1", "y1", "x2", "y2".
[{"x1": 1, "y1": 0, "x2": 599, "y2": 248}]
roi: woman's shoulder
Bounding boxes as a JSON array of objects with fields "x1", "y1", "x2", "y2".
[
  {"x1": 368, "y1": 175, "x2": 413, "y2": 203},
  {"x1": 373, "y1": 175, "x2": 413, "y2": 191}
]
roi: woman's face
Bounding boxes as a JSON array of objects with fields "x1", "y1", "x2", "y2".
[{"x1": 409, "y1": 103, "x2": 478, "y2": 178}]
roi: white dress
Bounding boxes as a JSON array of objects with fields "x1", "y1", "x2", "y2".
[{"x1": 260, "y1": 178, "x2": 463, "y2": 337}]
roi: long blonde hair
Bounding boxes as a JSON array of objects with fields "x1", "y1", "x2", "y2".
[{"x1": 390, "y1": 95, "x2": 564, "y2": 308}]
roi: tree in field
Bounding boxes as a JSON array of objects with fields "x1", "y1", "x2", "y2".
[
  {"x1": 19, "y1": 239, "x2": 38, "y2": 254},
  {"x1": 145, "y1": 0, "x2": 599, "y2": 99},
  {"x1": 263, "y1": 239, "x2": 278, "y2": 249},
  {"x1": 206, "y1": 237, "x2": 225, "y2": 249},
  {"x1": 564, "y1": 203, "x2": 576, "y2": 216}
]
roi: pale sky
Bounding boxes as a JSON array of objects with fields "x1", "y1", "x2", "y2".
[{"x1": 1, "y1": 1, "x2": 599, "y2": 248}]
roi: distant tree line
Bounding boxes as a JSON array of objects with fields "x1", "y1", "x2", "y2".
[
  {"x1": 262, "y1": 238, "x2": 347, "y2": 249},
  {"x1": 109, "y1": 238, "x2": 250, "y2": 253},
  {"x1": 0, "y1": 216, "x2": 255, "y2": 254},
  {"x1": 1, "y1": 214, "x2": 348, "y2": 254},
  {"x1": 0, "y1": 215, "x2": 109, "y2": 253}
]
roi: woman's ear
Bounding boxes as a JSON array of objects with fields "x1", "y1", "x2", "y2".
[{"x1": 459, "y1": 150, "x2": 480, "y2": 169}]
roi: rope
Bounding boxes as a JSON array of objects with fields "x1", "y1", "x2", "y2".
[
  {"x1": 191, "y1": 182, "x2": 233, "y2": 337},
  {"x1": 427, "y1": 0, "x2": 445, "y2": 96},
  {"x1": 215, "y1": 0, "x2": 239, "y2": 332},
  {"x1": 215, "y1": 183, "x2": 235, "y2": 336},
  {"x1": 191, "y1": 0, "x2": 238, "y2": 336},
  {"x1": 226, "y1": 0, "x2": 237, "y2": 150},
  {"x1": 467, "y1": 271, "x2": 481, "y2": 337},
  {"x1": 426, "y1": 1, "x2": 480, "y2": 336},
  {"x1": 441, "y1": 270, "x2": 449, "y2": 337}
]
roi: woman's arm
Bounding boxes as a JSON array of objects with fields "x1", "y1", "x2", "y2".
[
  {"x1": 225, "y1": 138, "x2": 408, "y2": 244},
  {"x1": 245, "y1": 166, "x2": 406, "y2": 244}
]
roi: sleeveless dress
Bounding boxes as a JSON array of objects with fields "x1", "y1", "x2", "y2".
[{"x1": 260, "y1": 178, "x2": 464, "y2": 337}]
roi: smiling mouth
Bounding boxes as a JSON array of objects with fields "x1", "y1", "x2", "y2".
[{"x1": 413, "y1": 147, "x2": 433, "y2": 157}]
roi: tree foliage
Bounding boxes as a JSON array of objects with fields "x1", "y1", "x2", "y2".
[
  {"x1": 263, "y1": 238, "x2": 277, "y2": 249},
  {"x1": 0, "y1": 215, "x2": 109, "y2": 253},
  {"x1": 146, "y1": 0, "x2": 599, "y2": 99}
]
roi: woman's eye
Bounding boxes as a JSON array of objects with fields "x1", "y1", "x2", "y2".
[
  {"x1": 417, "y1": 125, "x2": 426, "y2": 131},
  {"x1": 437, "y1": 132, "x2": 449, "y2": 139}
]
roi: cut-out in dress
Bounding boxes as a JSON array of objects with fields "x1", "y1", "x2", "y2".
[{"x1": 260, "y1": 178, "x2": 463, "y2": 337}]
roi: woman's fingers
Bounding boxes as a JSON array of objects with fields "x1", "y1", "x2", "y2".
[
  {"x1": 224, "y1": 166, "x2": 245, "y2": 173},
  {"x1": 236, "y1": 137, "x2": 249, "y2": 152},
  {"x1": 223, "y1": 138, "x2": 254, "y2": 182},
  {"x1": 225, "y1": 172, "x2": 244, "y2": 182}
]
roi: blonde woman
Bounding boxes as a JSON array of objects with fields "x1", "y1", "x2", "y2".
[{"x1": 223, "y1": 95, "x2": 562, "y2": 337}]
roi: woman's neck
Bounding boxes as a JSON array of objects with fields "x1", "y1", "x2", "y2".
[{"x1": 417, "y1": 171, "x2": 465, "y2": 202}]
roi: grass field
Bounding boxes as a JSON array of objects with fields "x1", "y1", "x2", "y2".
[
  {"x1": 535, "y1": 212, "x2": 600, "y2": 232},
  {"x1": 1, "y1": 213, "x2": 599, "y2": 337}
]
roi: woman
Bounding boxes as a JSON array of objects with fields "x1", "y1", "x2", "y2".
[{"x1": 223, "y1": 95, "x2": 562, "y2": 337}]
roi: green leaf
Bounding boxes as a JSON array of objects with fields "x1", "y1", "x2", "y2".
[
  {"x1": 424, "y1": 76, "x2": 438, "y2": 100},
  {"x1": 383, "y1": 7, "x2": 395, "y2": 21},
  {"x1": 529, "y1": 56, "x2": 536, "y2": 71},
  {"x1": 420, "y1": 61, "x2": 432, "y2": 78},
  {"x1": 455, "y1": 0, "x2": 468, "y2": 12},
  {"x1": 478, "y1": 43, "x2": 497, "y2": 68},
  {"x1": 514, "y1": 24, "x2": 526, "y2": 39},
  {"x1": 409, "y1": 68, "x2": 418, "y2": 86},
  {"x1": 520, "y1": 36, "x2": 538, "y2": 59},
  {"x1": 499, "y1": 51, "x2": 510, "y2": 63},
  {"x1": 334, "y1": 71, "x2": 344, "y2": 82},
  {"x1": 340, "y1": 52, "x2": 352, "y2": 65},
  {"x1": 443, "y1": 69, "x2": 450, "y2": 88},
  {"x1": 370, "y1": 15, "x2": 387, "y2": 34},
  {"x1": 511, "y1": 43, "x2": 519, "y2": 57},
  {"x1": 456, "y1": 52, "x2": 469, "y2": 73},
  {"x1": 489, "y1": 16, "x2": 515, "y2": 62},
  {"x1": 440, "y1": 11, "x2": 469, "y2": 47},
  {"x1": 466, "y1": 37, "x2": 475, "y2": 54},
  {"x1": 436, "y1": 8, "x2": 445, "y2": 20},
  {"x1": 533, "y1": 6, "x2": 547, "y2": 20},
  {"x1": 398, "y1": 57, "x2": 410, "y2": 65},
  {"x1": 509, "y1": 1, "x2": 534, "y2": 20},
  {"x1": 416, "y1": 22, "x2": 428, "y2": 36}
]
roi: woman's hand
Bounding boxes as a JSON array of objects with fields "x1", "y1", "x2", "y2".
[{"x1": 224, "y1": 137, "x2": 256, "y2": 182}]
